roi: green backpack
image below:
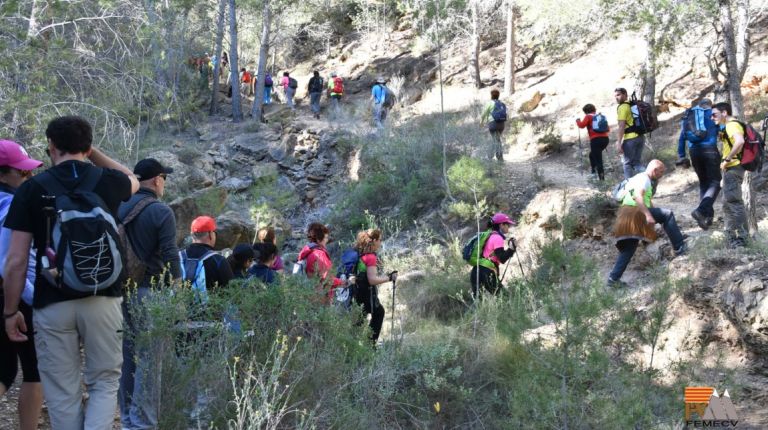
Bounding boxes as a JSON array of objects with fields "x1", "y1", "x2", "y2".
[{"x1": 462, "y1": 230, "x2": 496, "y2": 269}]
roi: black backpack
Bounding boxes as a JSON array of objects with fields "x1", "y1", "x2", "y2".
[
  {"x1": 35, "y1": 168, "x2": 124, "y2": 294},
  {"x1": 309, "y1": 77, "x2": 324, "y2": 93},
  {"x1": 288, "y1": 77, "x2": 298, "y2": 89}
]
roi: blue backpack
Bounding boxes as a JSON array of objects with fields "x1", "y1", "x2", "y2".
[
  {"x1": 491, "y1": 100, "x2": 507, "y2": 122},
  {"x1": 334, "y1": 248, "x2": 360, "y2": 310},
  {"x1": 180, "y1": 249, "x2": 216, "y2": 304},
  {"x1": 592, "y1": 113, "x2": 609, "y2": 133},
  {"x1": 684, "y1": 107, "x2": 710, "y2": 143}
]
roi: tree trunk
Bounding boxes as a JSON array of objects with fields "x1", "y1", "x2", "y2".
[
  {"x1": 719, "y1": 0, "x2": 745, "y2": 117},
  {"x1": 503, "y1": 0, "x2": 515, "y2": 96},
  {"x1": 468, "y1": 0, "x2": 481, "y2": 89},
  {"x1": 735, "y1": 0, "x2": 750, "y2": 83},
  {"x1": 228, "y1": 0, "x2": 242, "y2": 122},
  {"x1": 11, "y1": 0, "x2": 40, "y2": 141},
  {"x1": 251, "y1": 0, "x2": 271, "y2": 123},
  {"x1": 209, "y1": 0, "x2": 227, "y2": 115},
  {"x1": 635, "y1": 24, "x2": 657, "y2": 106}
]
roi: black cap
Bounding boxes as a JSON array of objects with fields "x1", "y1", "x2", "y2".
[
  {"x1": 134, "y1": 158, "x2": 173, "y2": 181},
  {"x1": 232, "y1": 244, "x2": 255, "y2": 261}
]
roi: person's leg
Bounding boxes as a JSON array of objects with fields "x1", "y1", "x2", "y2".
[
  {"x1": 722, "y1": 167, "x2": 749, "y2": 245},
  {"x1": 34, "y1": 300, "x2": 85, "y2": 429},
  {"x1": 626, "y1": 136, "x2": 645, "y2": 177},
  {"x1": 287, "y1": 88, "x2": 295, "y2": 109},
  {"x1": 620, "y1": 138, "x2": 636, "y2": 179},
  {"x1": 77, "y1": 296, "x2": 123, "y2": 429},
  {"x1": 595, "y1": 136, "x2": 608, "y2": 180},
  {"x1": 649, "y1": 207, "x2": 685, "y2": 251},
  {"x1": 16, "y1": 302, "x2": 42, "y2": 430},
  {"x1": 373, "y1": 103, "x2": 382, "y2": 127},
  {"x1": 608, "y1": 239, "x2": 639, "y2": 282},
  {"x1": 0, "y1": 294, "x2": 19, "y2": 396},
  {"x1": 699, "y1": 149, "x2": 722, "y2": 219},
  {"x1": 481, "y1": 267, "x2": 501, "y2": 295},
  {"x1": 369, "y1": 301, "x2": 385, "y2": 342},
  {"x1": 494, "y1": 130, "x2": 504, "y2": 161},
  {"x1": 589, "y1": 139, "x2": 599, "y2": 175}
]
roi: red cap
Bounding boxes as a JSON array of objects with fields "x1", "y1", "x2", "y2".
[
  {"x1": 191, "y1": 216, "x2": 216, "y2": 233},
  {"x1": 0, "y1": 140, "x2": 43, "y2": 171}
]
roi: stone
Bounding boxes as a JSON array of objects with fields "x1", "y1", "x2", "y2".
[
  {"x1": 219, "y1": 177, "x2": 253, "y2": 192},
  {"x1": 215, "y1": 211, "x2": 254, "y2": 250},
  {"x1": 252, "y1": 163, "x2": 279, "y2": 181},
  {"x1": 200, "y1": 132, "x2": 223, "y2": 142},
  {"x1": 721, "y1": 277, "x2": 768, "y2": 354},
  {"x1": 169, "y1": 187, "x2": 229, "y2": 244}
]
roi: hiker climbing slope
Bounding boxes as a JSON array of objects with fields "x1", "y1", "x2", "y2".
[
  {"x1": 353, "y1": 229, "x2": 396, "y2": 343},
  {"x1": 480, "y1": 90, "x2": 508, "y2": 161},
  {"x1": 614, "y1": 87, "x2": 644, "y2": 179},
  {"x1": 465, "y1": 213, "x2": 517, "y2": 297},
  {"x1": 308, "y1": 71, "x2": 324, "y2": 119},
  {"x1": 575, "y1": 104, "x2": 610, "y2": 180}
]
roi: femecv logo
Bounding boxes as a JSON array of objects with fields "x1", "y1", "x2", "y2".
[{"x1": 684, "y1": 387, "x2": 739, "y2": 428}]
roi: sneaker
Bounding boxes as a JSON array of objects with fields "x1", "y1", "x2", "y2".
[
  {"x1": 607, "y1": 278, "x2": 630, "y2": 288},
  {"x1": 691, "y1": 209, "x2": 709, "y2": 230}
]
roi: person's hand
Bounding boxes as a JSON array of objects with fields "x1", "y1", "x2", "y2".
[
  {"x1": 615, "y1": 143, "x2": 623, "y2": 155},
  {"x1": 645, "y1": 213, "x2": 655, "y2": 225},
  {"x1": 388, "y1": 271, "x2": 398, "y2": 282},
  {"x1": 4, "y1": 311, "x2": 28, "y2": 342},
  {"x1": 720, "y1": 161, "x2": 728, "y2": 171},
  {"x1": 507, "y1": 237, "x2": 517, "y2": 251},
  {"x1": 347, "y1": 275, "x2": 356, "y2": 285}
]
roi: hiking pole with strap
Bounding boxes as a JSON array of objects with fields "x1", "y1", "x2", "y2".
[
  {"x1": 389, "y1": 271, "x2": 398, "y2": 342},
  {"x1": 512, "y1": 238, "x2": 525, "y2": 278}
]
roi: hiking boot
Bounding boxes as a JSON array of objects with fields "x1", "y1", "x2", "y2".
[
  {"x1": 674, "y1": 242, "x2": 688, "y2": 257},
  {"x1": 691, "y1": 209, "x2": 708, "y2": 231},
  {"x1": 607, "y1": 278, "x2": 630, "y2": 288},
  {"x1": 706, "y1": 216, "x2": 714, "y2": 228},
  {"x1": 728, "y1": 238, "x2": 747, "y2": 249}
]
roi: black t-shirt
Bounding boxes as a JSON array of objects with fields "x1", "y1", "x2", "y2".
[
  {"x1": 183, "y1": 243, "x2": 234, "y2": 292},
  {"x1": 4, "y1": 160, "x2": 132, "y2": 308}
]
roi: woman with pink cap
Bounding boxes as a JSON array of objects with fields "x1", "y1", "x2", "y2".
[
  {"x1": 469, "y1": 212, "x2": 517, "y2": 297},
  {"x1": 0, "y1": 139, "x2": 44, "y2": 430}
]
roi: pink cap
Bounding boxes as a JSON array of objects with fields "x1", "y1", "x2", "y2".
[
  {"x1": 0, "y1": 140, "x2": 43, "y2": 171},
  {"x1": 491, "y1": 212, "x2": 516, "y2": 225}
]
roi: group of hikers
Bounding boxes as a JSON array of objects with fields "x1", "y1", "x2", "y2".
[{"x1": 0, "y1": 115, "x2": 399, "y2": 428}]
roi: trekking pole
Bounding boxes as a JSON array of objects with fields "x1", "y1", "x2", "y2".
[
  {"x1": 512, "y1": 238, "x2": 525, "y2": 278},
  {"x1": 389, "y1": 271, "x2": 398, "y2": 343}
]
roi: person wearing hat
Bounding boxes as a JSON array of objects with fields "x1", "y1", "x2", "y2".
[
  {"x1": 180, "y1": 216, "x2": 233, "y2": 296},
  {"x1": 227, "y1": 244, "x2": 255, "y2": 279},
  {"x1": 117, "y1": 158, "x2": 181, "y2": 430},
  {"x1": 371, "y1": 76, "x2": 388, "y2": 128},
  {"x1": 676, "y1": 98, "x2": 721, "y2": 230},
  {"x1": 328, "y1": 72, "x2": 343, "y2": 119},
  {"x1": 0, "y1": 140, "x2": 43, "y2": 430},
  {"x1": 470, "y1": 212, "x2": 518, "y2": 297}
]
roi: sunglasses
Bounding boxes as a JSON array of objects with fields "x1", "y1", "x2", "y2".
[{"x1": 159, "y1": 174, "x2": 167, "y2": 180}]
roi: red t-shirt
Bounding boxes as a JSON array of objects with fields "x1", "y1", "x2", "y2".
[
  {"x1": 242, "y1": 72, "x2": 252, "y2": 83},
  {"x1": 298, "y1": 244, "x2": 342, "y2": 301},
  {"x1": 576, "y1": 114, "x2": 609, "y2": 139}
]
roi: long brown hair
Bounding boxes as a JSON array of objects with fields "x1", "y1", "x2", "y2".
[
  {"x1": 355, "y1": 228, "x2": 381, "y2": 254},
  {"x1": 257, "y1": 226, "x2": 276, "y2": 244}
]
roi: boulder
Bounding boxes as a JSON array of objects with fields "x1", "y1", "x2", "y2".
[
  {"x1": 219, "y1": 177, "x2": 253, "y2": 192},
  {"x1": 721, "y1": 275, "x2": 768, "y2": 354},
  {"x1": 169, "y1": 187, "x2": 229, "y2": 244},
  {"x1": 252, "y1": 163, "x2": 279, "y2": 181},
  {"x1": 147, "y1": 150, "x2": 213, "y2": 196},
  {"x1": 215, "y1": 211, "x2": 254, "y2": 250}
]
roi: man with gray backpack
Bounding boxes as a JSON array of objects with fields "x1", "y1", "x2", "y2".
[
  {"x1": 3, "y1": 116, "x2": 139, "y2": 429},
  {"x1": 480, "y1": 89, "x2": 508, "y2": 161}
]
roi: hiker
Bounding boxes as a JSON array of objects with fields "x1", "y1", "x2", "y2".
[
  {"x1": 296, "y1": 222, "x2": 344, "y2": 303},
  {"x1": 712, "y1": 102, "x2": 750, "y2": 248},
  {"x1": 615, "y1": 87, "x2": 645, "y2": 179},
  {"x1": 328, "y1": 72, "x2": 343, "y2": 119},
  {"x1": 677, "y1": 98, "x2": 721, "y2": 230},
  {"x1": 371, "y1": 77, "x2": 388, "y2": 127},
  {"x1": 608, "y1": 160, "x2": 687, "y2": 287},
  {"x1": 575, "y1": 104, "x2": 610, "y2": 180},
  {"x1": 353, "y1": 229, "x2": 396, "y2": 343},
  {"x1": 308, "y1": 71, "x2": 324, "y2": 119},
  {"x1": 263, "y1": 72, "x2": 273, "y2": 105},
  {"x1": 0, "y1": 140, "x2": 43, "y2": 430},
  {"x1": 256, "y1": 226, "x2": 284, "y2": 272},
  {"x1": 240, "y1": 68, "x2": 252, "y2": 97},
  {"x1": 180, "y1": 216, "x2": 234, "y2": 300},
  {"x1": 249, "y1": 242, "x2": 278, "y2": 284},
  {"x1": 3, "y1": 116, "x2": 139, "y2": 429},
  {"x1": 227, "y1": 244, "x2": 255, "y2": 280},
  {"x1": 468, "y1": 213, "x2": 517, "y2": 297},
  {"x1": 480, "y1": 89, "x2": 508, "y2": 161},
  {"x1": 117, "y1": 158, "x2": 180, "y2": 430},
  {"x1": 281, "y1": 71, "x2": 297, "y2": 110}
]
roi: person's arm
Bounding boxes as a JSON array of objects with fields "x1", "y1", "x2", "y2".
[
  {"x1": 216, "y1": 255, "x2": 235, "y2": 287},
  {"x1": 157, "y1": 207, "x2": 182, "y2": 279},
  {"x1": 677, "y1": 126, "x2": 687, "y2": 159},
  {"x1": 88, "y1": 147, "x2": 140, "y2": 194},
  {"x1": 480, "y1": 102, "x2": 492, "y2": 124},
  {"x1": 723, "y1": 131, "x2": 745, "y2": 163},
  {"x1": 575, "y1": 115, "x2": 589, "y2": 128},
  {"x1": 632, "y1": 183, "x2": 655, "y2": 224},
  {"x1": 3, "y1": 230, "x2": 33, "y2": 342},
  {"x1": 366, "y1": 265, "x2": 391, "y2": 286},
  {"x1": 492, "y1": 241, "x2": 516, "y2": 264}
]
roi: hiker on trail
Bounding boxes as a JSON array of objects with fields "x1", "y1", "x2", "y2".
[
  {"x1": 296, "y1": 222, "x2": 344, "y2": 303},
  {"x1": 608, "y1": 160, "x2": 687, "y2": 287},
  {"x1": 249, "y1": 242, "x2": 278, "y2": 284},
  {"x1": 308, "y1": 71, "x2": 324, "y2": 119},
  {"x1": 677, "y1": 98, "x2": 721, "y2": 231},
  {"x1": 117, "y1": 158, "x2": 180, "y2": 430},
  {"x1": 371, "y1": 77, "x2": 388, "y2": 128},
  {"x1": 180, "y1": 216, "x2": 234, "y2": 302},
  {"x1": 712, "y1": 102, "x2": 750, "y2": 248},
  {"x1": 3, "y1": 116, "x2": 140, "y2": 429},
  {"x1": 0, "y1": 140, "x2": 43, "y2": 430},
  {"x1": 281, "y1": 71, "x2": 297, "y2": 110},
  {"x1": 240, "y1": 68, "x2": 252, "y2": 97},
  {"x1": 227, "y1": 244, "x2": 255, "y2": 280},
  {"x1": 353, "y1": 229, "x2": 395, "y2": 343},
  {"x1": 256, "y1": 226, "x2": 284, "y2": 272},
  {"x1": 328, "y1": 72, "x2": 344, "y2": 119},
  {"x1": 468, "y1": 213, "x2": 517, "y2": 297},
  {"x1": 480, "y1": 89, "x2": 508, "y2": 161},
  {"x1": 575, "y1": 104, "x2": 610, "y2": 180},
  {"x1": 263, "y1": 72, "x2": 274, "y2": 105},
  {"x1": 615, "y1": 87, "x2": 645, "y2": 179}
]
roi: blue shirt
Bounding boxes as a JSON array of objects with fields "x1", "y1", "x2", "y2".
[
  {"x1": 248, "y1": 264, "x2": 277, "y2": 284},
  {"x1": 372, "y1": 84, "x2": 386, "y2": 104}
]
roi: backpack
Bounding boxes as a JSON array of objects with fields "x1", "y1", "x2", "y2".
[
  {"x1": 309, "y1": 77, "x2": 324, "y2": 93},
  {"x1": 491, "y1": 100, "x2": 507, "y2": 122},
  {"x1": 264, "y1": 74, "x2": 273, "y2": 87},
  {"x1": 684, "y1": 107, "x2": 708, "y2": 143},
  {"x1": 382, "y1": 86, "x2": 396, "y2": 108},
  {"x1": 291, "y1": 243, "x2": 318, "y2": 276},
  {"x1": 118, "y1": 196, "x2": 158, "y2": 287},
  {"x1": 35, "y1": 168, "x2": 124, "y2": 294},
  {"x1": 462, "y1": 230, "x2": 494, "y2": 266},
  {"x1": 726, "y1": 120, "x2": 766, "y2": 172},
  {"x1": 332, "y1": 77, "x2": 344, "y2": 94},
  {"x1": 624, "y1": 92, "x2": 658, "y2": 135},
  {"x1": 334, "y1": 248, "x2": 360, "y2": 310},
  {"x1": 179, "y1": 249, "x2": 216, "y2": 304},
  {"x1": 288, "y1": 77, "x2": 298, "y2": 89},
  {"x1": 611, "y1": 178, "x2": 629, "y2": 202},
  {"x1": 592, "y1": 113, "x2": 609, "y2": 133}
]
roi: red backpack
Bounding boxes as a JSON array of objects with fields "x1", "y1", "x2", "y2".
[
  {"x1": 332, "y1": 77, "x2": 343, "y2": 94},
  {"x1": 727, "y1": 120, "x2": 766, "y2": 172}
]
